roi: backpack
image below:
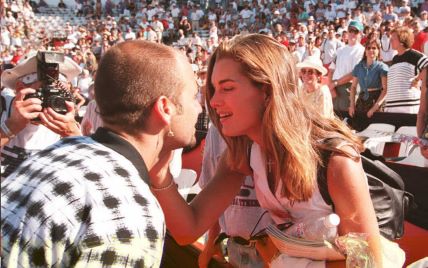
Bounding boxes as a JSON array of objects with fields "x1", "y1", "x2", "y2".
[{"x1": 317, "y1": 139, "x2": 415, "y2": 241}]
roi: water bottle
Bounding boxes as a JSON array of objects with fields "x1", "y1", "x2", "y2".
[{"x1": 286, "y1": 213, "x2": 340, "y2": 241}]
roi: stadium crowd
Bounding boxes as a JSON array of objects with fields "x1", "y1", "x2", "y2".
[{"x1": 1, "y1": 0, "x2": 428, "y2": 267}]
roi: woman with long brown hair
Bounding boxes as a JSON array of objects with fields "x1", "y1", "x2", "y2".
[{"x1": 151, "y1": 34, "x2": 404, "y2": 267}]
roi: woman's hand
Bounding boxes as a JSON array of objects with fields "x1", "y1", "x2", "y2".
[
  {"x1": 366, "y1": 106, "x2": 377, "y2": 118},
  {"x1": 348, "y1": 105, "x2": 355, "y2": 117},
  {"x1": 198, "y1": 242, "x2": 228, "y2": 268},
  {"x1": 255, "y1": 237, "x2": 279, "y2": 267},
  {"x1": 148, "y1": 149, "x2": 175, "y2": 189}
]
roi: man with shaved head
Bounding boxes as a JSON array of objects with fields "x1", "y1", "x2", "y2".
[{"x1": 1, "y1": 40, "x2": 202, "y2": 267}]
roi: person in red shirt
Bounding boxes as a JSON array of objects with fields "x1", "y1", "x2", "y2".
[
  {"x1": 10, "y1": 46, "x2": 24, "y2": 66},
  {"x1": 411, "y1": 19, "x2": 426, "y2": 52}
]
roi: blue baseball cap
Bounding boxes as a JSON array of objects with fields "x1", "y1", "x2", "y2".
[{"x1": 348, "y1": 20, "x2": 363, "y2": 32}]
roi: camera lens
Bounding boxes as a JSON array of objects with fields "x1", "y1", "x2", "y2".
[{"x1": 47, "y1": 95, "x2": 67, "y2": 114}]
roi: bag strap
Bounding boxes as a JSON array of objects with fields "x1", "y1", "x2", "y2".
[
  {"x1": 0, "y1": 95, "x2": 6, "y2": 115},
  {"x1": 1, "y1": 95, "x2": 15, "y2": 119},
  {"x1": 317, "y1": 148, "x2": 334, "y2": 208},
  {"x1": 317, "y1": 142, "x2": 407, "y2": 207},
  {"x1": 360, "y1": 156, "x2": 404, "y2": 190},
  {"x1": 317, "y1": 137, "x2": 356, "y2": 208}
]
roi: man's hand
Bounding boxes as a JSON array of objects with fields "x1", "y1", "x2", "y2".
[
  {"x1": 39, "y1": 101, "x2": 82, "y2": 137},
  {"x1": 8, "y1": 87, "x2": 43, "y2": 134}
]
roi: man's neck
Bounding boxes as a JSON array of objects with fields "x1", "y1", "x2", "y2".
[{"x1": 105, "y1": 126, "x2": 162, "y2": 171}]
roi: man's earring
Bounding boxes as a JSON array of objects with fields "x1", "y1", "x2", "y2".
[{"x1": 167, "y1": 130, "x2": 174, "y2": 137}]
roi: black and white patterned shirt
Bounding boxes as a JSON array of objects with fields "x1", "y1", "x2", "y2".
[{"x1": 1, "y1": 128, "x2": 165, "y2": 267}]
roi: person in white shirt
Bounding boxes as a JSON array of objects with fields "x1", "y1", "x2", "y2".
[
  {"x1": 77, "y1": 69, "x2": 93, "y2": 99},
  {"x1": 328, "y1": 20, "x2": 365, "y2": 112},
  {"x1": 335, "y1": 0, "x2": 348, "y2": 18},
  {"x1": 321, "y1": 29, "x2": 344, "y2": 68},
  {"x1": 239, "y1": 5, "x2": 253, "y2": 25},
  {"x1": 363, "y1": 5, "x2": 374, "y2": 23},
  {"x1": 151, "y1": 15, "x2": 164, "y2": 43},
  {"x1": 1, "y1": 52, "x2": 82, "y2": 178},
  {"x1": 124, "y1": 27, "x2": 136, "y2": 40},
  {"x1": 302, "y1": 37, "x2": 321, "y2": 61},
  {"x1": 296, "y1": 34, "x2": 307, "y2": 60},
  {"x1": 383, "y1": 3, "x2": 399, "y2": 22},
  {"x1": 297, "y1": 56, "x2": 334, "y2": 118},
  {"x1": 146, "y1": 5, "x2": 157, "y2": 22},
  {"x1": 419, "y1": 10, "x2": 428, "y2": 29},
  {"x1": 325, "y1": 4, "x2": 337, "y2": 22},
  {"x1": 379, "y1": 23, "x2": 396, "y2": 65},
  {"x1": 146, "y1": 25, "x2": 158, "y2": 43},
  {"x1": 207, "y1": 9, "x2": 217, "y2": 23},
  {"x1": 171, "y1": 4, "x2": 180, "y2": 24}
]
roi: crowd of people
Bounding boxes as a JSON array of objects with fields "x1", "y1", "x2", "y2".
[{"x1": 1, "y1": 0, "x2": 428, "y2": 267}]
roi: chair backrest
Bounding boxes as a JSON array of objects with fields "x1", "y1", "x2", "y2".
[
  {"x1": 395, "y1": 126, "x2": 417, "y2": 157},
  {"x1": 357, "y1": 123, "x2": 396, "y2": 156}
]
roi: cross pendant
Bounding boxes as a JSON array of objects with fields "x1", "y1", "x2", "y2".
[{"x1": 267, "y1": 159, "x2": 274, "y2": 173}]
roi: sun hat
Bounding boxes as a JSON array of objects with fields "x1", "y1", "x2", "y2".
[
  {"x1": 296, "y1": 56, "x2": 327, "y2": 76},
  {"x1": 1, "y1": 52, "x2": 82, "y2": 89},
  {"x1": 400, "y1": 6, "x2": 411, "y2": 14},
  {"x1": 348, "y1": 20, "x2": 364, "y2": 32}
]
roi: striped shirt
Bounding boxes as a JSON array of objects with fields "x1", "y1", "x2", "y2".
[{"x1": 386, "y1": 49, "x2": 428, "y2": 111}]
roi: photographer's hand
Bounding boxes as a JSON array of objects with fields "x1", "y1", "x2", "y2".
[
  {"x1": 1, "y1": 87, "x2": 43, "y2": 146},
  {"x1": 39, "y1": 101, "x2": 82, "y2": 137},
  {"x1": 9, "y1": 87, "x2": 43, "y2": 131}
]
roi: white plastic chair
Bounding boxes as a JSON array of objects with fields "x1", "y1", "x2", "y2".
[
  {"x1": 357, "y1": 123, "x2": 396, "y2": 156},
  {"x1": 395, "y1": 126, "x2": 418, "y2": 157},
  {"x1": 174, "y1": 169, "x2": 198, "y2": 200}
]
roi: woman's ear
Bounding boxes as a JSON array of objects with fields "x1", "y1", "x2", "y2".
[
  {"x1": 152, "y1": 96, "x2": 175, "y2": 125},
  {"x1": 262, "y1": 86, "x2": 271, "y2": 106}
]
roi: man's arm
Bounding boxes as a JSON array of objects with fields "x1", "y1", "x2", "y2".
[
  {"x1": 417, "y1": 69, "x2": 427, "y2": 138},
  {"x1": 1, "y1": 88, "x2": 43, "y2": 147}
]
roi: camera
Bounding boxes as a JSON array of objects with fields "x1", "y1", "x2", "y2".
[{"x1": 24, "y1": 51, "x2": 74, "y2": 118}]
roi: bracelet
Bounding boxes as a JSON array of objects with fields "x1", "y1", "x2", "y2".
[
  {"x1": 333, "y1": 80, "x2": 338, "y2": 87},
  {"x1": 150, "y1": 178, "x2": 177, "y2": 192},
  {"x1": 1, "y1": 121, "x2": 15, "y2": 139}
]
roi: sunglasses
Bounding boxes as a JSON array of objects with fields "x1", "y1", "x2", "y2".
[
  {"x1": 366, "y1": 46, "x2": 378, "y2": 51},
  {"x1": 301, "y1": 69, "x2": 316, "y2": 75},
  {"x1": 18, "y1": 73, "x2": 38, "y2": 86},
  {"x1": 348, "y1": 28, "x2": 360, "y2": 34}
]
